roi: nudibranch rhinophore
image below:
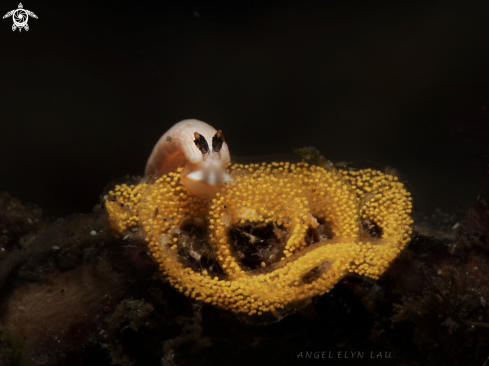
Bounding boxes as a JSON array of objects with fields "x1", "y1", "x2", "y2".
[
  {"x1": 145, "y1": 119, "x2": 232, "y2": 198},
  {"x1": 106, "y1": 121, "x2": 413, "y2": 323}
]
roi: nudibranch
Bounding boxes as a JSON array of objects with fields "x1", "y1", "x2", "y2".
[
  {"x1": 106, "y1": 121, "x2": 413, "y2": 323},
  {"x1": 145, "y1": 119, "x2": 232, "y2": 198}
]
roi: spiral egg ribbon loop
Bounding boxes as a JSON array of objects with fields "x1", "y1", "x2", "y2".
[{"x1": 105, "y1": 161, "x2": 413, "y2": 321}]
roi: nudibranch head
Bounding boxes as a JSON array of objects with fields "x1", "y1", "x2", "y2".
[{"x1": 145, "y1": 120, "x2": 232, "y2": 198}]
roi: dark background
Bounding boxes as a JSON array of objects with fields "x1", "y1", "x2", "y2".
[{"x1": 1, "y1": 0, "x2": 489, "y2": 218}]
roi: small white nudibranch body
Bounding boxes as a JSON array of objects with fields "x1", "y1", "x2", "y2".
[{"x1": 145, "y1": 119, "x2": 232, "y2": 198}]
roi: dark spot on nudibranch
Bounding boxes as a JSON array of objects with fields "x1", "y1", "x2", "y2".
[
  {"x1": 193, "y1": 132, "x2": 210, "y2": 155},
  {"x1": 212, "y1": 130, "x2": 224, "y2": 152}
]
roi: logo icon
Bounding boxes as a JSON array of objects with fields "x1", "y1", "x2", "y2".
[{"x1": 3, "y1": 3, "x2": 37, "y2": 32}]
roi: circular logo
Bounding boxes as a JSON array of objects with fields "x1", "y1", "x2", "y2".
[{"x1": 12, "y1": 9, "x2": 28, "y2": 27}]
